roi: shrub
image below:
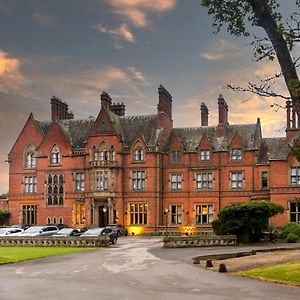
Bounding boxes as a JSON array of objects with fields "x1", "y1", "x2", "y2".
[
  {"x1": 281, "y1": 222, "x2": 300, "y2": 240},
  {"x1": 213, "y1": 202, "x2": 284, "y2": 243},
  {"x1": 0, "y1": 211, "x2": 10, "y2": 226},
  {"x1": 286, "y1": 232, "x2": 299, "y2": 243}
]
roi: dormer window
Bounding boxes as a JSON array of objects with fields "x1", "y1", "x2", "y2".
[
  {"x1": 134, "y1": 148, "x2": 144, "y2": 161},
  {"x1": 24, "y1": 145, "x2": 36, "y2": 168},
  {"x1": 231, "y1": 148, "x2": 242, "y2": 160},
  {"x1": 171, "y1": 151, "x2": 182, "y2": 162},
  {"x1": 51, "y1": 145, "x2": 60, "y2": 164},
  {"x1": 200, "y1": 149, "x2": 210, "y2": 161}
]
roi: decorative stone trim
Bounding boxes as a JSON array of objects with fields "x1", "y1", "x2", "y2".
[
  {"x1": 0, "y1": 236, "x2": 110, "y2": 247},
  {"x1": 163, "y1": 235, "x2": 237, "y2": 248}
]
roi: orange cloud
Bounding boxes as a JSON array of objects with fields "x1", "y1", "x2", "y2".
[
  {"x1": 105, "y1": 0, "x2": 177, "y2": 28},
  {"x1": 95, "y1": 23, "x2": 135, "y2": 43},
  {"x1": 128, "y1": 67, "x2": 148, "y2": 84}
]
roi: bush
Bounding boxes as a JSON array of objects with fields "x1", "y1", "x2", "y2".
[
  {"x1": 286, "y1": 232, "x2": 299, "y2": 243},
  {"x1": 213, "y1": 202, "x2": 284, "y2": 243},
  {"x1": 0, "y1": 211, "x2": 10, "y2": 226},
  {"x1": 281, "y1": 222, "x2": 300, "y2": 240}
]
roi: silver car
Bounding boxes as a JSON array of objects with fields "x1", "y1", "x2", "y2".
[
  {"x1": 0, "y1": 227, "x2": 24, "y2": 236},
  {"x1": 17, "y1": 225, "x2": 59, "y2": 237}
]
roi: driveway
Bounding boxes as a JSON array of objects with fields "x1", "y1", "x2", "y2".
[{"x1": 0, "y1": 237, "x2": 299, "y2": 300}]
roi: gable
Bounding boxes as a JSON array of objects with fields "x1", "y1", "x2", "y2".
[
  {"x1": 89, "y1": 108, "x2": 116, "y2": 136},
  {"x1": 229, "y1": 132, "x2": 244, "y2": 148},
  {"x1": 169, "y1": 134, "x2": 184, "y2": 150},
  {"x1": 197, "y1": 135, "x2": 211, "y2": 150}
]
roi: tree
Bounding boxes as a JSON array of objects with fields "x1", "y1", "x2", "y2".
[
  {"x1": 201, "y1": 0, "x2": 300, "y2": 114},
  {"x1": 212, "y1": 202, "x2": 284, "y2": 243}
]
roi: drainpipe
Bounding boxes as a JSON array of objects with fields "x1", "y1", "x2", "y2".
[{"x1": 218, "y1": 152, "x2": 221, "y2": 213}]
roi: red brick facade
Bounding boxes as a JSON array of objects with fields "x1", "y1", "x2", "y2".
[{"x1": 7, "y1": 87, "x2": 300, "y2": 232}]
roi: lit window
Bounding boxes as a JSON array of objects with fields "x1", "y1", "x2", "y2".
[
  {"x1": 231, "y1": 172, "x2": 243, "y2": 190},
  {"x1": 51, "y1": 145, "x2": 60, "y2": 164},
  {"x1": 75, "y1": 204, "x2": 85, "y2": 225},
  {"x1": 75, "y1": 172, "x2": 85, "y2": 192},
  {"x1": 96, "y1": 171, "x2": 108, "y2": 191},
  {"x1": 170, "y1": 205, "x2": 183, "y2": 225},
  {"x1": 289, "y1": 202, "x2": 300, "y2": 223},
  {"x1": 132, "y1": 171, "x2": 146, "y2": 191},
  {"x1": 195, "y1": 204, "x2": 214, "y2": 224},
  {"x1": 129, "y1": 203, "x2": 148, "y2": 225},
  {"x1": 196, "y1": 173, "x2": 213, "y2": 190},
  {"x1": 47, "y1": 174, "x2": 64, "y2": 205},
  {"x1": 171, "y1": 174, "x2": 182, "y2": 190},
  {"x1": 200, "y1": 150, "x2": 210, "y2": 161},
  {"x1": 24, "y1": 176, "x2": 37, "y2": 193},
  {"x1": 171, "y1": 151, "x2": 182, "y2": 162},
  {"x1": 291, "y1": 167, "x2": 300, "y2": 185},
  {"x1": 231, "y1": 148, "x2": 242, "y2": 160}
]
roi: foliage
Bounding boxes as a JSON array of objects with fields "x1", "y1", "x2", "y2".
[
  {"x1": 212, "y1": 202, "x2": 284, "y2": 243},
  {"x1": 281, "y1": 222, "x2": 300, "y2": 240},
  {"x1": 0, "y1": 211, "x2": 10, "y2": 226},
  {"x1": 236, "y1": 262, "x2": 300, "y2": 286},
  {"x1": 286, "y1": 232, "x2": 299, "y2": 243},
  {"x1": 0, "y1": 247, "x2": 94, "y2": 264}
]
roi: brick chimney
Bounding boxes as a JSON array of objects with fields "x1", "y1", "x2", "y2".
[
  {"x1": 50, "y1": 96, "x2": 74, "y2": 121},
  {"x1": 101, "y1": 92, "x2": 112, "y2": 110},
  {"x1": 218, "y1": 94, "x2": 229, "y2": 125},
  {"x1": 110, "y1": 102, "x2": 125, "y2": 116},
  {"x1": 157, "y1": 84, "x2": 173, "y2": 130},
  {"x1": 200, "y1": 103, "x2": 209, "y2": 126}
]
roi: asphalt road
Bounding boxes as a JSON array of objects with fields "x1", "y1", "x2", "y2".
[{"x1": 0, "y1": 237, "x2": 299, "y2": 300}]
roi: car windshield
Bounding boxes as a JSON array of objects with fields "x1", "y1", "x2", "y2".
[
  {"x1": 83, "y1": 228, "x2": 104, "y2": 235},
  {"x1": 57, "y1": 229, "x2": 73, "y2": 235},
  {"x1": 24, "y1": 226, "x2": 43, "y2": 233},
  {"x1": 0, "y1": 228, "x2": 8, "y2": 234}
]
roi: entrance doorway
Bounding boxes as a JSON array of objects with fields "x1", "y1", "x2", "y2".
[{"x1": 98, "y1": 206, "x2": 108, "y2": 227}]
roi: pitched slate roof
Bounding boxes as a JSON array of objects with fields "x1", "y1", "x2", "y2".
[{"x1": 164, "y1": 123, "x2": 262, "y2": 152}]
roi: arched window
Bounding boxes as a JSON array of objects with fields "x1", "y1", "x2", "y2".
[
  {"x1": 58, "y1": 217, "x2": 63, "y2": 224},
  {"x1": 24, "y1": 145, "x2": 36, "y2": 168},
  {"x1": 47, "y1": 217, "x2": 51, "y2": 224},
  {"x1": 133, "y1": 142, "x2": 144, "y2": 161},
  {"x1": 111, "y1": 145, "x2": 116, "y2": 161},
  {"x1": 53, "y1": 217, "x2": 57, "y2": 224},
  {"x1": 51, "y1": 145, "x2": 60, "y2": 164}
]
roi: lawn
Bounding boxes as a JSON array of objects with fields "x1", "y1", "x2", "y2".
[
  {"x1": 0, "y1": 247, "x2": 94, "y2": 264},
  {"x1": 236, "y1": 262, "x2": 300, "y2": 286}
]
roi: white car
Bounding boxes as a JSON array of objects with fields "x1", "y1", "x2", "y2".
[
  {"x1": 16, "y1": 225, "x2": 59, "y2": 237},
  {"x1": 0, "y1": 227, "x2": 24, "y2": 236}
]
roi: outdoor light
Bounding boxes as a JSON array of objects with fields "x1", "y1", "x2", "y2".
[{"x1": 103, "y1": 207, "x2": 107, "y2": 213}]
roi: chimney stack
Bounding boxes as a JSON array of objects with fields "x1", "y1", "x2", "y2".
[
  {"x1": 218, "y1": 94, "x2": 229, "y2": 125},
  {"x1": 200, "y1": 103, "x2": 209, "y2": 126},
  {"x1": 157, "y1": 84, "x2": 173, "y2": 130},
  {"x1": 110, "y1": 102, "x2": 126, "y2": 116},
  {"x1": 50, "y1": 96, "x2": 74, "y2": 121},
  {"x1": 101, "y1": 92, "x2": 112, "y2": 110}
]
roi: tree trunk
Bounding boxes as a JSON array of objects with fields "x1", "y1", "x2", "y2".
[{"x1": 246, "y1": 0, "x2": 300, "y2": 105}]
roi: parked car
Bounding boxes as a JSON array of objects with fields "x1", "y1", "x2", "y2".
[
  {"x1": 106, "y1": 224, "x2": 128, "y2": 237},
  {"x1": 16, "y1": 225, "x2": 59, "y2": 237},
  {"x1": 52, "y1": 228, "x2": 86, "y2": 237},
  {"x1": 0, "y1": 227, "x2": 24, "y2": 236},
  {"x1": 80, "y1": 227, "x2": 118, "y2": 244},
  {"x1": 48, "y1": 223, "x2": 69, "y2": 230}
]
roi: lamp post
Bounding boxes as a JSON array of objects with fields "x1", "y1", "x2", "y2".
[{"x1": 164, "y1": 208, "x2": 169, "y2": 236}]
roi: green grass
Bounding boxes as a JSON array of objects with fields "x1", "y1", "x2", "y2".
[
  {"x1": 236, "y1": 262, "x2": 300, "y2": 286},
  {"x1": 0, "y1": 247, "x2": 94, "y2": 264}
]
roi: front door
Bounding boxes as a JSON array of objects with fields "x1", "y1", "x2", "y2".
[{"x1": 98, "y1": 206, "x2": 108, "y2": 227}]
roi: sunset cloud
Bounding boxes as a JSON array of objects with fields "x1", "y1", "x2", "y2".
[
  {"x1": 95, "y1": 23, "x2": 135, "y2": 43},
  {"x1": 128, "y1": 67, "x2": 148, "y2": 84},
  {"x1": 104, "y1": 0, "x2": 177, "y2": 28}
]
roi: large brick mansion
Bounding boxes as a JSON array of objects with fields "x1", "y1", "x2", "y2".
[{"x1": 7, "y1": 85, "x2": 300, "y2": 232}]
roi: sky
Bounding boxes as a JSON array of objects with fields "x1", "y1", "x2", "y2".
[{"x1": 0, "y1": 0, "x2": 299, "y2": 194}]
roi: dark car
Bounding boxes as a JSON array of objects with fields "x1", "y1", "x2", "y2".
[
  {"x1": 106, "y1": 224, "x2": 128, "y2": 237},
  {"x1": 80, "y1": 227, "x2": 118, "y2": 244},
  {"x1": 52, "y1": 228, "x2": 86, "y2": 237}
]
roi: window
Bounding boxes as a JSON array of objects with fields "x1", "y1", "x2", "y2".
[
  {"x1": 134, "y1": 147, "x2": 144, "y2": 161},
  {"x1": 22, "y1": 205, "x2": 37, "y2": 225},
  {"x1": 231, "y1": 148, "x2": 242, "y2": 160},
  {"x1": 75, "y1": 172, "x2": 85, "y2": 192},
  {"x1": 196, "y1": 173, "x2": 213, "y2": 190},
  {"x1": 291, "y1": 167, "x2": 300, "y2": 185},
  {"x1": 51, "y1": 145, "x2": 60, "y2": 164},
  {"x1": 93, "y1": 143, "x2": 115, "y2": 162},
  {"x1": 171, "y1": 174, "x2": 182, "y2": 190},
  {"x1": 47, "y1": 174, "x2": 64, "y2": 205},
  {"x1": 171, "y1": 151, "x2": 181, "y2": 162},
  {"x1": 170, "y1": 205, "x2": 183, "y2": 225},
  {"x1": 24, "y1": 176, "x2": 37, "y2": 193},
  {"x1": 195, "y1": 204, "x2": 214, "y2": 224},
  {"x1": 261, "y1": 171, "x2": 268, "y2": 189},
  {"x1": 129, "y1": 203, "x2": 148, "y2": 225},
  {"x1": 231, "y1": 172, "x2": 243, "y2": 190},
  {"x1": 200, "y1": 149, "x2": 210, "y2": 161},
  {"x1": 53, "y1": 217, "x2": 57, "y2": 224},
  {"x1": 132, "y1": 171, "x2": 145, "y2": 190},
  {"x1": 290, "y1": 202, "x2": 300, "y2": 223},
  {"x1": 58, "y1": 217, "x2": 63, "y2": 224},
  {"x1": 75, "y1": 204, "x2": 85, "y2": 225},
  {"x1": 47, "y1": 217, "x2": 51, "y2": 224},
  {"x1": 24, "y1": 145, "x2": 36, "y2": 168},
  {"x1": 96, "y1": 171, "x2": 108, "y2": 191}
]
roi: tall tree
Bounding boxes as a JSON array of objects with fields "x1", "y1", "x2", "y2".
[{"x1": 201, "y1": 0, "x2": 300, "y2": 112}]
